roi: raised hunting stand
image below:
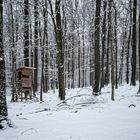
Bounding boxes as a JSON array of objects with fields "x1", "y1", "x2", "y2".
[{"x1": 15, "y1": 67, "x2": 35, "y2": 101}]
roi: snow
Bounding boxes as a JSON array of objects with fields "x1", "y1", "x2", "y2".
[{"x1": 0, "y1": 84, "x2": 140, "y2": 140}]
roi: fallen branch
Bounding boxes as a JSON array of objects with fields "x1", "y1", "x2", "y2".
[
  {"x1": 128, "y1": 104, "x2": 136, "y2": 108},
  {"x1": 57, "y1": 94, "x2": 92, "y2": 106},
  {"x1": 75, "y1": 101, "x2": 96, "y2": 106},
  {"x1": 29, "y1": 108, "x2": 49, "y2": 114}
]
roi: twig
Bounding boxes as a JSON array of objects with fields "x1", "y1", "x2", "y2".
[
  {"x1": 73, "y1": 88, "x2": 92, "y2": 104},
  {"x1": 57, "y1": 94, "x2": 92, "y2": 106},
  {"x1": 128, "y1": 104, "x2": 136, "y2": 108},
  {"x1": 29, "y1": 108, "x2": 49, "y2": 114}
]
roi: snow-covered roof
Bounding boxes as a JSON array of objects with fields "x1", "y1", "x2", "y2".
[{"x1": 16, "y1": 66, "x2": 36, "y2": 71}]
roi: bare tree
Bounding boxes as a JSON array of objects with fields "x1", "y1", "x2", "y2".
[
  {"x1": 10, "y1": 0, "x2": 16, "y2": 102},
  {"x1": 138, "y1": 2, "x2": 140, "y2": 92},
  {"x1": 48, "y1": 0, "x2": 65, "y2": 100},
  {"x1": 108, "y1": 0, "x2": 115, "y2": 100},
  {"x1": 43, "y1": 0, "x2": 49, "y2": 93},
  {"x1": 24, "y1": 0, "x2": 29, "y2": 66},
  {"x1": 0, "y1": 0, "x2": 8, "y2": 128},
  {"x1": 113, "y1": 2, "x2": 118, "y2": 89},
  {"x1": 93, "y1": 0, "x2": 101, "y2": 95},
  {"x1": 100, "y1": 0, "x2": 107, "y2": 90},
  {"x1": 126, "y1": 0, "x2": 132, "y2": 84},
  {"x1": 131, "y1": 0, "x2": 137, "y2": 86},
  {"x1": 33, "y1": 0, "x2": 39, "y2": 93}
]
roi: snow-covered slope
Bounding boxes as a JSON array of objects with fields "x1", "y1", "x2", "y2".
[{"x1": 0, "y1": 84, "x2": 140, "y2": 140}]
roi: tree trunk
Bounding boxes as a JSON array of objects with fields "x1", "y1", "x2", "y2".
[
  {"x1": 0, "y1": 0, "x2": 8, "y2": 128},
  {"x1": 131, "y1": 0, "x2": 137, "y2": 86},
  {"x1": 104, "y1": 44, "x2": 109, "y2": 85},
  {"x1": 71, "y1": 9, "x2": 75, "y2": 89},
  {"x1": 90, "y1": 0, "x2": 95, "y2": 87},
  {"x1": 78, "y1": 19, "x2": 81, "y2": 88},
  {"x1": 138, "y1": 4, "x2": 140, "y2": 92},
  {"x1": 114, "y1": 5, "x2": 118, "y2": 89},
  {"x1": 100, "y1": 0, "x2": 107, "y2": 90},
  {"x1": 24, "y1": 0, "x2": 29, "y2": 66},
  {"x1": 82, "y1": 35, "x2": 85, "y2": 88},
  {"x1": 78, "y1": 39, "x2": 81, "y2": 88},
  {"x1": 62, "y1": 2, "x2": 67, "y2": 89},
  {"x1": 10, "y1": 0, "x2": 16, "y2": 102},
  {"x1": 48, "y1": 0, "x2": 65, "y2": 100},
  {"x1": 118, "y1": 28, "x2": 127, "y2": 85},
  {"x1": 43, "y1": 0, "x2": 49, "y2": 93},
  {"x1": 108, "y1": 0, "x2": 115, "y2": 101},
  {"x1": 33, "y1": 0, "x2": 38, "y2": 93},
  {"x1": 55, "y1": 0, "x2": 65, "y2": 100},
  {"x1": 39, "y1": 21, "x2": 43, "y2": 101},
  {"x1": 126, "y1": 0, "x2": 132, "y2": 84},
  {"x1": 93, "y1": 0, "x2": 101, "y2": 95}
]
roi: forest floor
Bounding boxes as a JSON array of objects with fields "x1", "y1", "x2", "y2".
[{"x1": 0, "y1": 84, "x2": 140, "y2": 140}]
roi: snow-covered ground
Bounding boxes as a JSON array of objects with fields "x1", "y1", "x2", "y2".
[{"x1": 1, "y1": 84, "x2": 140, "y2": 140}]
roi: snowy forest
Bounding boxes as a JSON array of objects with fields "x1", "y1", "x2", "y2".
[{"x1": 0, "y1": 0, "x2": 140, "y2": 139}]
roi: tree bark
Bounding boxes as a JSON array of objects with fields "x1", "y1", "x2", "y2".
[
  {"x1": 100, "y1": 0, "x2": 107, "y2": 90},
  {"x1": 43, "y1": 0, "x2": 49, "y2": 93},
  {"x1": 118, "y1": 27, "x2": 127, "y2": 85},
  {"x1": 138, "y1": 3, "x2": 140, "y2": 92},
  {"x1": 108, "y1": 0, "x2": 115, "y2": 100},
  {"x1": 10, "y1": 0, "x2": 16, "y2": 102},
  {"x1": 0, "y1": 0, "x2": 8, "y2": 128},
  {"x1": 126, "y1": 0, "x2": 132, "y2": 84},
  {"x1": 24, "y1": 0, "x2": 29, "y2": 66},
  {"x1": 48, "y1": 0, "x2": 65, "y2": 100},
  {"x1": 114, "y1": 4, "x2": 118, "y2": 89},
  {"x1": 131, "y1": 0, "x2": 137, "y2": 86},
  {"x1": 55, "y1": 0, "x2": 65, "y2": 100},
  {"x1": 93, "y1": 0, "x2": 101, "y2": 95},
  {"x1": 33, "y1": 0, "x2": 39, "y2": 92}
]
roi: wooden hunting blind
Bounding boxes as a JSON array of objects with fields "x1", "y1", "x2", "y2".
[{"x1": 15, "y1": 67, "x2": 35, "y2": 101}]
